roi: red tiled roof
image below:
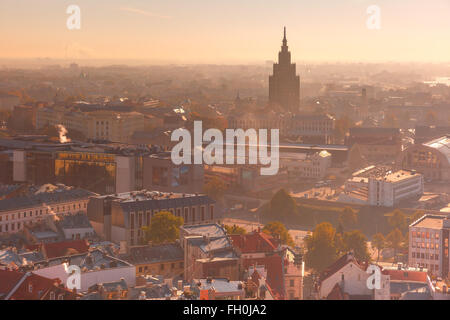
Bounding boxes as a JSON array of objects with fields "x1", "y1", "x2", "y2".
[
  {"x1": 0, "y1": 269, "x2": 80, "y2": 300},
  {"x1": 326, "y1": 283, "x2": 345, "y2": 300},
  {"x1": 243, "y1": 254, "x2": 284, "y2": 300},
  {"x1": 383, "y1": 269, "x2": 428, "y2": 283},
  {"x1": 26, "y1": 239, "x2": 90, "y2": 259},
  {"x1": 0, "y1": 269, "x2": 24, "y2": 298},
  {"x1": 230, "y1": 231, "x2": 278, "y2": 254}
]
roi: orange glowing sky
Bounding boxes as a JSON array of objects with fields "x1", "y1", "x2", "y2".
[{"x1": 1, "y1": 0, "x2": 450, "y2": 63}]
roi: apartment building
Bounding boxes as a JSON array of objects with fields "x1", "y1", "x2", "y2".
[
  {"x1": 409, "y1": 214, "x2": 450, "y2": 278},
  {"x1": 339, "y1": 168, "x2": 424, "y2": 207},
  {"x1": 87, "y1": 190, "x2": 218, "y2": 247},
  {"x1": 0, "y1": 184, "x2": 95, "y2": 235}
]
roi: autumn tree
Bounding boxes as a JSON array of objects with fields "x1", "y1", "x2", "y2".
[
  {"x1": 143, "y1": 211, "x2": 184, "y2": 245},
  {"x1": 408, "y1": 210, "x2": 424, "y2": 225},
  {"x1": 388, "y1": 209, "x2": 407, "y2": 233},
  {"x1": 386, "y1": 228, "x2": 404, "y2": 261},
  {"x1": 338, "y1": 207, "x2": 358, "y2": 231},
  {"x1": 341, "y1": 230, "x2": 371, "y2": 262},
  {"x1": 262, "y1": 221, "x2": 294, "y2": 247},
  {"x1": 304, "y1": 222, "x2": 339, "y2": 272},
  {"x1": 224, "y1": 224, "x2": 247, "y2": 235},
  {"x1": 371, "y1": 233, "x2": 386, "y2": 262},
  {"x1": 267, "y1": 189, "x2": 298, "y2": 221},
  {"x1": 203, "y1": 176, "x2": 227, "y2": 202}
]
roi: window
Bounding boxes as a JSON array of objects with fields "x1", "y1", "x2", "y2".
[
  {"x1": 290, "y1": 280, "x2": 294, "y2": 287},
  {"x1": 191, "y1": 208, "x2": 196, "y2": 222},
  {"x1": 58, "y1": 294, "x2": 64, "y2": 300},
  {"x1": 210, "y1": 205, "x2": 214, "y2": 220},
  {"x1": 146, "y1": 211, "x2": 151, "y2": 226},
  {"x1": 130, "y1": 213, "x2": 135, "y2": 229},
  {"x1": 201, "y1": 206, "x2": 205, "y2": 221},
  {"x1": 160, "y1": 264, "x2": 164, "y2": 271},
  {"x1": 49, "y1": 291, "x2": 55, "y2": 300},
  {"x1": 28, "y1": 283, "x2": 33, "y2": 293},
  {"x1": 184, "y1": 208, "x2": 189, "y2": 222}
]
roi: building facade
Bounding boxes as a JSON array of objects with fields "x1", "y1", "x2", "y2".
[
  {"x1": 87, "y1": 191, "x2": 218, "y2": 247},
  {"x1": 409, "y1": 215, "x2": 450, "y2": 278}
]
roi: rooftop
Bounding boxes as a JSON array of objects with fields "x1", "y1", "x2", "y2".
[
  {"x1": 410, "y1": 215, "x2": 450, "y2": 230},
  {"x1": 423, "y1": 135, "x2": 450, "y2": 164},
  {"x1": 194, "y1": 278, "x2": 244, "y2": 294},
  {"x1": 119, "y1": 243, "x2": 183, "y2": 265},
  {"x1": 0, "y1": 184, "x2": 95, "y2": 212}
]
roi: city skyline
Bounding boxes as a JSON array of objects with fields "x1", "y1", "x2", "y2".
[{"x1": 1, "y1": 0, "x2": 450, "y2": 64}]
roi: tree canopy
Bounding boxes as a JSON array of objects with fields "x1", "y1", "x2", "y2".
[
  {"x1": 372, "y1": 233, "x2": 386, "y2": 262},
  {"x1": 262, "y1": 221, "x2": 294, "y2": 247},
  {"x1": 143, "y1": 211, "x2": 184, "y2": 245},
  {"x1": 224, "y1": 224, "x2": 247, "y2": 235},
  {"x1": 266, "y1": 189, "x2": 298, "y2": 221},
  {"x1": 304, "y1": 222, "x2": 339, "y2": 272}
]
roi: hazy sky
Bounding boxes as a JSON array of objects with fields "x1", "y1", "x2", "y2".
[{"x1": 1, "y1": 0, "x2": 449, "y2": 63}]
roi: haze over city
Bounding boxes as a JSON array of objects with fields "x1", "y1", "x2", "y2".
[
  {"x1": 1, "y1": 0, "x2": 450, "y2": 64},
  {"x1": 0, "y1": 0, "x2": 449, "y2": 308}
]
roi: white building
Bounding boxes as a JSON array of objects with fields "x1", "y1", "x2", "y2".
[
  {"x1": 339, "y1": 169, "x2": 424, "y2": 207},
  {"x1": 281, "y1": 150, "x2": 332, "y2": 179},
  {"x1": 319, "y1": 252, "x2": 390, "y2": 300},
  {"x1": 32, "y1": 249, "x2": 136, "y2": 292}
]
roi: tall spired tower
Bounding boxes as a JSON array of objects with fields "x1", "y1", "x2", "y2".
[{"x1": 269, "y1": 27, "x2": 300, "y2": 113}]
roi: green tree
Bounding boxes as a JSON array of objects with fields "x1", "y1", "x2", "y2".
[
  {"x1": 143, "y1": 211, "x2": 184, "y2": 245},
  {"x1": 262, "y1": 221, "x2": 294, "y2": 247},
  {"x1": 372, "y1": 233, "x2": 386, "y2": 262},
  {"x1": 338, "y1": 207, "x2": 358, "y2": 231},
  {"x1": 304, "y1": 222, "x2": 338, "y2": 272},
  {"x1": 386, "y1": 228, "x2": 404, "y2": 261},
  {"x1": 267, "y1": 189, "x2": 298, "y2": 221},
  {"x1": 342, "y1": 230, "x2": 371, "y2": 262},
  {"x1": 224, "y1": 224, "x2": 247, "y2": 235},
  {"x1": 388, "y1": 209, "x2": 407, "y2": 233}
]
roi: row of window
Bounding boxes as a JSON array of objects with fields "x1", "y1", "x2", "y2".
[
  {"x1": 129, "y1": 205, "x2": 214, "y2": 230},
  {"x1": 411, "y1": 252, "x2": 439, "y2": 260},
  {"x1": 412, "y1": 231, "x2": 440, "y2": 240},
  {"x1": 138, "y1": 262, "x2": 184, "y2": 273},
  {"x1": 411, "y1": 242, "x2": 440, "y2": 249},
  {"x1": 0, "y1": 222, "x2": 21, "y2": 233},
  {"x1": 0, "y1": 202, "x2": 87, "y2": 222}
]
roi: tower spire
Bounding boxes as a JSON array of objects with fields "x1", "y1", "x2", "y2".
[{"x1": 282, "y1": 26, "x2": 287, "y2": 47}]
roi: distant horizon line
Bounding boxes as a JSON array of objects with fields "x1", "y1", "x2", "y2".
[{"x1": 1, "y1": 57, "x2": 450, "y2": 67}]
